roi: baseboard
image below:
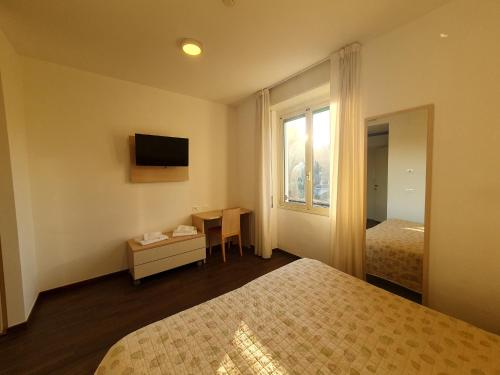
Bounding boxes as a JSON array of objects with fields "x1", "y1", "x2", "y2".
[
  {"x1": 39, "y1": 246, "x2": 263, "y2": 296},
  {"x1": 6, "y1": 318, "x2": 29, "y2": 334},
  {"x1": 40, "y1": 269, "x2": 129, "y2": 297},
  {"x1": 4, "y1": 269, "x2": 128, "y2": 335},
  {"x1": 273, "y1": 247, "x2": 302, "y2": 258},
  {"x1": 5, "y1": 293, "x2": 39, "y2": 334},
  {"x1": 26, "y1": 292, "x2": 39, "y2": 321},
  {"x1": 272, "y1": 248, "x2": 301, "y2": 259}
]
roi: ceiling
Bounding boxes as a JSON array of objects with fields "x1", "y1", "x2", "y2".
[{"x1": 0, "y1": 0, "x2": 449, "y2": 104}]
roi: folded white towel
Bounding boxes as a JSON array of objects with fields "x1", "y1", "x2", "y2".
[
  {"x1": 136, "y1": 234, "x2": 168, "y2": 246},
  {"x1": 172, "y1": 231, "x2": 197, "y2": 237},
  {"x1": 143, "y1": 231, "x2": 163, "y2": 241},
  {"x1": 175, "y1": 225, "x2": 197, "y2": 233},
  {"x1": 172, "y1": 225, "x2": 197, "y2": 237}
]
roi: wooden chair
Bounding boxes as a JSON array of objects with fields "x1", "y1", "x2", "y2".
[{"x1": 208, "y1": 208, "x2": 243, "y2": 262}]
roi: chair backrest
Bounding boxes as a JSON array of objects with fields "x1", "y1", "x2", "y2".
[{"x1": 222, "y1": 208, "x2": 241, "y2": 237}]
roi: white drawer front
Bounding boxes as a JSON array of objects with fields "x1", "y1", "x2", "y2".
[
  {"x1": 134, "y1": 236, "x2": 205, "y2": 265},
  {"x1": 134, "y1": 247, "x2": 205, "y2": 279}
]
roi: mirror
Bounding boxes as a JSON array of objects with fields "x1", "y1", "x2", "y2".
[{"x1": 364, "y1": 105, "x2": 433, "y2": 305}]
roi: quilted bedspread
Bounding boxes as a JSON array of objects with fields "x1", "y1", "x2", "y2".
[
  {"x1": 366, "y1": 219, "x2": 424, "y2": 293},
  {"x1": 96, "y1": 259, "x2": 500, "y2": 374}
]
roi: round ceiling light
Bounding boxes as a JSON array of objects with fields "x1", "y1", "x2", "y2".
[{"x1": 181, "y1": 39, "x2": 202, "y2": 56}]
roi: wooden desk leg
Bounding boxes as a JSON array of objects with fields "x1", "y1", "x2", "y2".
[{"x1": 192, "y1": 215, "x2": 209, "y2": 249}]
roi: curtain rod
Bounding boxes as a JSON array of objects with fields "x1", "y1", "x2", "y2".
[{"x1": 263, "y1": 55, "x2": 331, "y2": 92}]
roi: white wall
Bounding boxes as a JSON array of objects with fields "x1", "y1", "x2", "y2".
[
  {"x1": 387, "y1": 110, "x2": 427, "y2": 223},
  {"x1": 0, "y1": 69, "x2": 24, "y2": 327},
  {"x1": 0, "y1": 28, "x2": 37, "y2": 326},
  {"x1": 22, "y1": 58, "x2": 234, "y2": 291},
  {"x1": 270, "y1": 61, "x2": 330, "y2": 105},
  {"x1": 231, "y1": 96, "x2": 257, "y2": 211},
  {"x1": 361, "y1": 0, "x2": 500, "y2": 333},
  {"x1": 276, "y1": 210, "x2": 330, "y2": 263}
]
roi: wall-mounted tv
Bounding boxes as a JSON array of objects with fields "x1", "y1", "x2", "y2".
[{"x1": 135, "y1": 133, "x2": 189, "y2": 167}]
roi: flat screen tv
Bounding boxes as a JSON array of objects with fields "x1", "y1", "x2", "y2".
[{"x1": 135, "y1": 133, "x2": 189, "y2": 167}]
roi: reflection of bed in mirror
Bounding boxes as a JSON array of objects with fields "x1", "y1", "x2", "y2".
[
  {"x1": 366, "y1": 219, "x2": 423, "y2": 293},
  {"x1": 364, "y1": 105, "x2": 432, "y2": 302}
]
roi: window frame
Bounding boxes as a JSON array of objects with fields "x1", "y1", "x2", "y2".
[{"x1": 278, "y1": 99, "x2": 331, "y2": 216}]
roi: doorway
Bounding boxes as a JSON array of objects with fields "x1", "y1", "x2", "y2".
[{"x1": 366, "y1": 124, "x2": 388, "y2": 226}]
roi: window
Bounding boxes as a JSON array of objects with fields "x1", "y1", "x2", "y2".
[
  {"x1": 280, "y1": 103, "x2": 330, "y2": 214},
  {"x1": 283, "y1": 114, "x2": 307, "y2": 205},
  {"x1": 312, "y1": 107, "x2": 330, "y2": 208}
]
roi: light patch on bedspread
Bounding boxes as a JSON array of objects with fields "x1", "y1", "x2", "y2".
[
  {"x1": 402, "y1": 226, "x2": 424, "y2": 233},
  {"x1": 217, "y1": 321, "x2": 285, "y2": 374}
]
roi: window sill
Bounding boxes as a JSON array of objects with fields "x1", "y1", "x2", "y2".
[{"x1": 278, "y1": 203, "x2": 330, "y2": 217}]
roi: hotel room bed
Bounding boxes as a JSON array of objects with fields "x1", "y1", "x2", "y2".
[
  {"x1": 96, "y1": 259, "x2": 499, "y2": 375},
  {"x1": 366, "y1": 219, "x2": 424, "y2": 293}
]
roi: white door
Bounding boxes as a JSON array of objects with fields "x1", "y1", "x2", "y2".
[
  {"x1": 367, "y1": 146, "x2": 388, "y2": 222},
  {"x1": 367, "y1": 148, "x2": 377, "y2": 220},
  {"x1": 373, "y1": 146, "x2": 388, "y2": 221}
]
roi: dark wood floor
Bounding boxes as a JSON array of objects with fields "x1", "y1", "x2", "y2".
[
  {"x1": 366, "y1": 274, "x2": 422, "y2": 304},
  {"x1": 0, "y1": 247, "x2": 299, "y2": 375},
  {"x1": 366, "y1": 219, "x2": 381, "y2": 229}
]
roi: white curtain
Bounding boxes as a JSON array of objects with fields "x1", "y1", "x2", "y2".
[
  {"x1": 329, "y1": 43, "x2": 365, "y2": 278},
  {"x1": 255, "y1": 89, "x2": 273, "y2": 258}
]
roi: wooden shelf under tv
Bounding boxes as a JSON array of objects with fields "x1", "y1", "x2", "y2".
[{"x1": 129, "y1": 136, "x2": 189, "y2": 183}]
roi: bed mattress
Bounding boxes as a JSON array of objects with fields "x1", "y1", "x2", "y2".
[
  {"x1": 366, "y1": 219, "x2": 424, "y2": 293},
  {"x1": 96, "y1": 258, "x2": 499, "y2": 374}
]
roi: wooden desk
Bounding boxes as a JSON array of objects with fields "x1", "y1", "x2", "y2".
[{"x1": 192, "y1": 208, "x2": 252, "y2": 247}]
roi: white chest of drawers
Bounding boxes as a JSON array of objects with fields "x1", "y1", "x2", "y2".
[{"x1": 127, "y1": 232, "x2": 206, "y2": 283}]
